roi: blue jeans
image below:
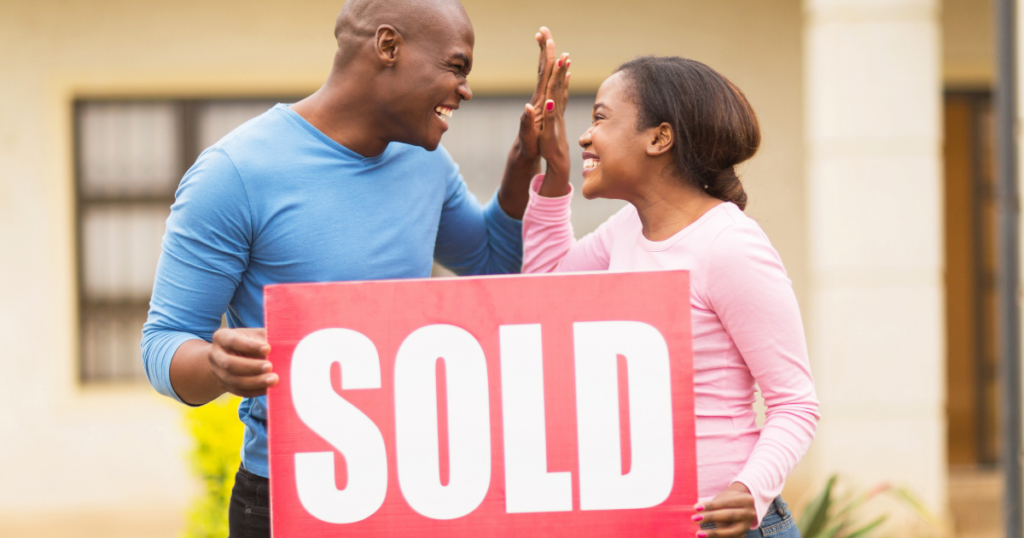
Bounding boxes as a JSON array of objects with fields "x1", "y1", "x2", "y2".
[{"x1": 700, "y1": 497, "x2": 800, "y2": 537}]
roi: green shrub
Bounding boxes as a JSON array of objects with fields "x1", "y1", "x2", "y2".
[
  {"x1": 182, "y1": 395, "x2": 244, "y2": 538},
  {"x1": 797, "y1": 475, "x2": 947, "y2": 538}
]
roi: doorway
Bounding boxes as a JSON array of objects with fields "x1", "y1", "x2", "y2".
[{"x1": 945, "y1": 90, "x2": 999, "y2": 468}]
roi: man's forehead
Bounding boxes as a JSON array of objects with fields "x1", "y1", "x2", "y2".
[{"x1": 420, "y1": 8, "x2": 474, "y2": 53}]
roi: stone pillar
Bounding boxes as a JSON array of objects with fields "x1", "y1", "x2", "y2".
[{"x1": 803, "y1": 0, "x2": 946, "y2": 511}]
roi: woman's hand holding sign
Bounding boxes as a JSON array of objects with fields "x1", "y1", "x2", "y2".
[{"x1": 691, "y1": 483, "x2": 757, "y2": 538}]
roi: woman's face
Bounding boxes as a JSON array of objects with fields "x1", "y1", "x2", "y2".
[{"x1": 578, "y1": 72, "x2": 651, "y2": 200}]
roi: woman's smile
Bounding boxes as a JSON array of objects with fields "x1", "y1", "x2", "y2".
[{"x1": 582, "y1": 151, "x2": 600, "y2": 175}]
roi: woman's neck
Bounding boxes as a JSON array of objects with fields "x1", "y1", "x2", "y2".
[{"x1": 628, "y1": 174, "x2": 723, "y2": 242}]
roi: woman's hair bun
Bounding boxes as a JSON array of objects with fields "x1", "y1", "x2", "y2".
[{"x1": 705, "y1": 166, "x2": 747, "y2": 210}]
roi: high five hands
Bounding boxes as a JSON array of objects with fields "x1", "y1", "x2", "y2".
[{"x1": 515, "y1": 27, "x2": 572, "y2": 198}]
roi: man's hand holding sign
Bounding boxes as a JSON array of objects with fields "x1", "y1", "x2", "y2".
[{"x1": 265, "y1": 271, "x2": 699, "y2": 536}]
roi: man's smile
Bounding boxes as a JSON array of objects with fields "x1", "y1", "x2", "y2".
[{"x1": 435, "y1": 105, "x2": 455, "y2": 124}]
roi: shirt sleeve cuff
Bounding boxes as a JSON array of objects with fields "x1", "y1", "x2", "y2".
[
  {"x1": 484, "y1": 192, "x2": 524, "y2": 230},
  {"x1": 732, "y1": 479, "x2": 769, "y2": 528},
  {"x1": 525, "y1": 174, "x2": 573, "y2": 223},
  {"x1": 142, "y1": 330, "x2": 206, "y2": 406}
]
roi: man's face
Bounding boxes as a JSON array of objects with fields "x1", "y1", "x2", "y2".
[{"x1": 387, "y1": 15, "x2": 474, "y2": 151}]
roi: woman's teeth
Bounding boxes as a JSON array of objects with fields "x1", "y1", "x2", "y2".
[{"x1": 583, "y1": 158, "x2": 600, "y2": 171}]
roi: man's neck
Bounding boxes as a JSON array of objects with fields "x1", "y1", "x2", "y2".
[{"x1": 290, "y1": 70, "x2": 392, "y2": 158}]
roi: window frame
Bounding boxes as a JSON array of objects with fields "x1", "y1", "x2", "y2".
[{"x1": 72, "y1": 97, "x2": 296, "y2": 384}]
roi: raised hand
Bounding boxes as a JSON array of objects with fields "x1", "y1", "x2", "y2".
[
  {"x1": 537, "y1": 52, "x2": 572, "y2": 197},
  {"x1": 496, "y1": 27, "x2": 567, "y2": 218},
  {"x1": 515, "y1": 27, "x2": 558, "y2": 162}
]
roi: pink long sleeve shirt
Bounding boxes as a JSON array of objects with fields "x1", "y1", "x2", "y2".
[{"x1": 521, "y1": 176, "x2": 820, "y2": 525}]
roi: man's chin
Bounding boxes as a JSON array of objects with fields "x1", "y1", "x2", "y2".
[
  {"x1": 424, "y1": 137, "x2": 442, "y2": 151},
  {"x1": 419, "y1": 132, "x2": 444, "y2": 152},
  {"x1": 398, "y1": 130, "x2": 443, "y2": 152}
]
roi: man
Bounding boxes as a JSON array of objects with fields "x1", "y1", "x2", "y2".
[{"x1": 141, "y1": 0, "x2": 570, "y2": 535}]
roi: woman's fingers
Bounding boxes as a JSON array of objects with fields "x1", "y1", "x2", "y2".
[
  {"x1": 531, "y1": 29, "x2": 556, "y2": 107},
  {"x1": 692, "y1": 487, "x2": 756, "y2": 538},
  {"x1": 541, "y1": 99, "x2": 555, "y2": 133},
  {"x1": 699, "y1": 507, "x2": 754, "y2": 525},
  {"x1": 556, "y1": 62, "x2": 570, "y2": 113},
  {"x1": 539, "y1": 54, "x2": 564, "y2": 135},
  {"x1": 544, "y1": 53, "x2": 568, "y2": 109},
  {"x1": 692, "y1": 505, "x2": 756, "y2": 538},
  {"x1": 696, "y1": 523, "x2": 749, "y2": 538}
]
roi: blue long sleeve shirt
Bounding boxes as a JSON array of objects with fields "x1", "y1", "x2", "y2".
[{"x1": 142, "y1": 104, "x2": 523, "y2": 477}]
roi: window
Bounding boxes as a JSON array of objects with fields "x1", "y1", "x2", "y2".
[
  {"x1": 75, "y1": 99, "x2": 283, "y2": 382},
  {"x1": 73, "y1": 95, "x2": 614, "y2": 382}
]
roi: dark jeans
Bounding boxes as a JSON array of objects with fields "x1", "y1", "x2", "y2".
[
  {"x1": 227, "y1": 464, "x2": 798, "y2": 538},
  {"x1": 229, "y1": 464, "x2": 270, "y2": 538},
  {"x1": 700, "y1": 497, "x2": 800, "y2": 537}
]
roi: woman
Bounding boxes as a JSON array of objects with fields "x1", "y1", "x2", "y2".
[{"x1": 524, "y1": 55, "x2": 819, "y2": 538}]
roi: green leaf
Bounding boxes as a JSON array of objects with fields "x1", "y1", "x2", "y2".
[
  {"x1": 819, "y1": 521, "x2": 844, "y2": 538},
  {"x1": 799, "y1": 475, "x2": 838, "y2": 537},
  {"x1": 887, "y1": 486, "x2": 944, "y2": 528},
  {"x1": 843, "y1": 515, "x2": 888, "y2": 538}
]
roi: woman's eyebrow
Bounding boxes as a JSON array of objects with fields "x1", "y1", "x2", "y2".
[{"x1": 593, "y1": 103, "x2": 609, "y2": 113}]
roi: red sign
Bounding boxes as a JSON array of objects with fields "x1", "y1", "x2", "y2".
[{"x1": 266, "y1": 271, "x2": 697, "y2": 537}]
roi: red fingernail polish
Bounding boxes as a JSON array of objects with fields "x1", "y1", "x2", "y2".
[
  {"x1": 557, "y1": 59, "x2": 562, "y2": 67},
  {"x1": 546, "y1": 101, "x2": 554, "y2": 111},
  {"x1": 692, "y1": 514, "x2": 703, "y2": 522},
  {"x1": 695, "y1": 504, "x2": 705, "y2": 512},
  {"x1": 697, "y1": 533, "x2": 708, "y2": 538}
]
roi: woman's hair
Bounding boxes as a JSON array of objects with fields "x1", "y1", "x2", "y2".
[{"x1": 615, "y1": 56, "x2": 760, "y2": 210}]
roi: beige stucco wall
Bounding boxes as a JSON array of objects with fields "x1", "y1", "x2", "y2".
[
  {"x1": 0, "y1": 0, "x2": 804, "y2": 535},
  {"x1": 804, "y1": 0, "x2": 946, "y2": 515}
]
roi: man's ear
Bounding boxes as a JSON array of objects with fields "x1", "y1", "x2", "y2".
[
  {"x1": 375, "y1": 25, "x2": 402, "y2": 67},
  {"x1": 646, "y1": 122, "x2": 674, "y2": 156}
]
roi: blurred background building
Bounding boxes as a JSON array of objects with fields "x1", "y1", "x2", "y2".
[{"x1": 0, "y1": 0, "x2": 1008, "y2": 536}]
